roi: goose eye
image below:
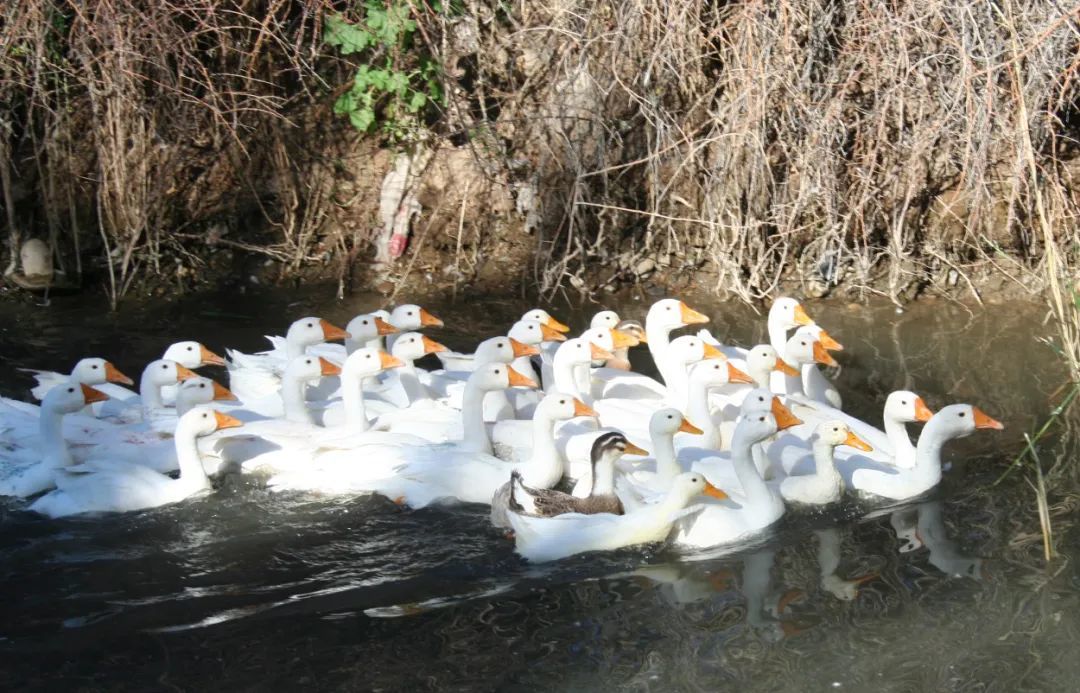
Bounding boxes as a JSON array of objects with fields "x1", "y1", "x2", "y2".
[
  {"x1": 901, "y1": 400, "x2": 908, "y2": 405},
  {"x1": 714, "y1": 364, "x2": 720, "y2": 369},
  {"x1": 200, "y1": 383, "x2": 206, "y2": 388},
  {"x1": 559, "y1": 399, "x2": 566, "y2": 404},
  {"x1": 162, "y1": 364, "x2": 168, "y2": 370},
  {"x1": 800, "y1": 341, "x2": 807, "y2": 346},
  {"x1": 497, "y1": 342, "x2": 504, "y2": 348},
  {"x1": 666, "y1": 306, "x2": 672, "y2": 311},
  {"x1": 408, "y1": 311, "x2": 414, "y2": 316},
  {"x1": 365, "y1": 354, "x2": 372, "y2": 359},
  {"x1": 494, "y1": 369, "x2": 501, "y2": 375},
  {"x1": 758, "y1": 396, "x2": 765, "y2": 402},
  {"x1": 307, "y1": 323, "x2": 313, "y2": 328},
  {"x1": 306, "y1": 359, "x2": 312, "y2": 364},
  {"x1": 667, "y1": 415, "x2": 673, "y2": 420},
  {"x1": 187, "y1": 346, "x2": 193, "y2": 351},
  {"x1": 67, "y1": 387, "x2": 75, "y2": 393},
  {"x1": 759, "y1": 416, "x2": 766, "y2": 422},
  {"x1": 958, "y1": 412, "x2": 966, "y2": 418},
  {"x1": 91, "y1": 364, "x2": 99, "y2": 369},
  {"x1": 362, "y1": 320, "x2": 369, "y2": 325},
  {"x1": 202, "y1": 413, "x2": 208, "y2": 418}
]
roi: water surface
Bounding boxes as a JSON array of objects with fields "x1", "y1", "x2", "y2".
[{"x1": 1, "y1": 287, "x2": 1076, "y2": 691}]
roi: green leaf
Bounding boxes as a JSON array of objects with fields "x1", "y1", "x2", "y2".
[
  {"x1": 324, "y1": 14, "x2": 373, "y2": 55},
  {"x1": 349, "y1": 108, "x2": 376, "y2": 132},
  {"x1": 407, "y1": 91, "x2": 427, "y2": 112}
]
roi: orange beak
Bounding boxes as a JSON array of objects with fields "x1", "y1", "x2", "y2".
[
  {"x1": 545, "y1": 315, "x2": 571, "y2": 333},
  {"x1": 573, "y1": 398, "x2": 598, "y2": 418},
  {"x1": 702, "y1": 342, "x2": 726, "y2": 360},
  {"x1": 211, "y1": 380, "x2": 238, "y2": 402},
  {"x1": 702, "y1": 481, "x2": 728, "y2": 500},
  {"x1": 80, "y1": 384, "x2": 109, "y2": 404},
  {"x1": 913, "y1": 397, "x2": 934, "y2": 422},
  {"x1": 611, "y1": 328, "x2": 639, "y2": 349},
  {"x1": 679, "y1": 302, "x2": 710, "y2": 325},
  {"x1": 419, "y1": 308, "x2": 444, "y2": 328},
  {"x1": 506, "y1": 366, "x2": 539, "y2": 388},
  {"x1": 213, "y1": 410, "x2": 244, "y2": 431},
  {"x1": 793, "y1": 303, "x2": 813, "y2": 326},
  {"x1": 812, "y1": 341, "x2": 839, "y2": 367},
  {"x1": 421, "y1": 335, "x2": 449, "y2": 354},
  {"x1": 589, "y1": 342, "x2": 615, "y2": 361},
  {"x1": 817, "y1": 329, "x2": 843, "y2": 352},
  {"x1": 319, "y1": 319, "x2": 350, "y2": 342},
  {"x1": 771, "y1": 396, "x2": 803, "y2": 430},
  {"x1": 775, "y1": 358, "x2": 800, "y2": 377},
  {"x1": 539, "y1": 323, "x2": 567, "y2": 342},
  {"x1": 972, "y1": 407, "x2": 1004, "y2": 430},
  {"x1": 176, "y1": 365, "x2": 199, "y2": 382},
  {"x1": 103, "y1": 362, "x2": 134, "y2": 386},
  {"x1": 510, "y1": 338, "x2": 540, "y2": 358},
  {"x1": 374, "y1": 317, "x2": 398, "y2": 336},
  {"x1": 199, "y1": 345, "x2": 226, "y2": 367},
  {"x1": 622, "y1": 441, "x2": 650, "y2": 457},
  {"x1": 318, "y1": 357, "x2": 342, "y2": 377},
  {"x1": 727, "y1": 363, "x2": 755, "y2": 385},
  {"x1": 843, "y1": 430, "x2": 873, "y2": 452},
  {"x1": 379, "y1": 351, "x2": 405, "y2": 369},
  {"x1": 678, "y1": 418, "x2": 704, "y2": 435}
]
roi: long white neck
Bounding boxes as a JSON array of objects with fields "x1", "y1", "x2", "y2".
[
  {"x1": 281, "y1": 374, "x2": 313, "y2": 424},
  {"x1": 884, "y1": 415, "x2": 915, "y2": 458},
  {"x1": 458, "y1": 380, "x2": 493, "y2": 454},
  {"x1": 519, "y1": 410, "x2": 563, "y2": 487},
  {"x1": 661, "y1": 355, "x2": 691, "y2": 412},
  {"x1": 345, "y1": 337, "x2": 361, "y2": 355},
  {"x1": 812, "y1": 440, "x2": 841, "y2": 480},
  {"x1": 768, "y1": 316, "x2": 789, "y2": 356},
  {"x1": 731, "y1": 427, "x2": 772, "y2": 505},
  {"x1": 913, "y1": 417, "x2": 952, "y2": 482},
  {"x1": 749, "y1": 363, "x2": 771, "y2": 390},
  {"x1": 688, "y1": 379, "x2": 721, "y2": 448},
  {"x1": 590, "y1": 454, "x2": 616, "y2": 496},
  {"x1": 173, "y1": 426, "x2": 211, "y2": 494},
  {"x1": 364, "y1": 336, "x2": 384, "y2": 351},
  {"x1": 645, "y1": 315, "x2": 673, "y2": 368},
  {"x1": 397, "y1": 360, "x2": 427, "y2": 404},
  {"x1": 552, "y1": 350, "x2": 584, "y2": 399},
  {"x1": 285, "y1": 336, "x2": 308, "y2": 360},
  {"x1": 139, "y1": 368, "x2": 165, "y2": 420},
  {"x1": 39, "y1": 406, "x2": 73, "y2": 467},
  {"x1": 572, "y1": 363, "x2": 592, "y2": 400},
  {"x1": 653, "y1": 432, "x2": 681, "y2": 484},
  {"x1": 341, "y1": 370, "x2": 370, "y2": 431}
]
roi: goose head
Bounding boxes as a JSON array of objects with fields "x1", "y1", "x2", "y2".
[
  {"x1": 536, "y1": 392, "x2": 597, "y2": 421},
  {"x1": 43, "y1": 382, "x2": 109, "y2": 414},
  {"x1": 70, "y1": 358, "x2": 133, "y2": 386},
  {"x1": 391, "y1": 332, "x2": 448, "y2": 363},
  {"x1": 649, "y1": 408, "x2": 704, "y2": 439},
  {"x1": 646, "y1": 298, "x2": 709, "y2": 331},
  {"x1": 343, "y1": 348, "x2": 404, "y2": 379},
  {"x1": 468, "y1": 363, "x2": 539, "y2": 392},
  {"x1": 745, "y1": 345, "x2": 799, "y2": 383},
  {"x1": 475, "y1": 335, "x2": 540, "y2": 364},
  {"x1": 508, "y1": 319, "x2": 566, "y2": 345},
  {"x1": 283, "y1": 355, "x2": 341, "y2": 383},
  {"x1": 926, "y1": 403, "x2": 1004, "y2": 440},
  {"x1": 590, "y1": 431, "x2": 648, "y2": 468},
  {"x1": 590, "y1": 310, "x2": 621, "y2": 330},
  {"x1": 784, "y1": 331, "x2": 838, "y2": 368},
  {"x1": 689, "y1": 358, "x2": 755, "y2": 389},
  {"x1": 175, "y1": 377, "x2": 237, "y2": 415},
  {"x1": 580, "y1": 326, "x2": 639, "y2": 351},
  {"x1": 178, "y1": 406, "x2": 243, "y2": 438},
  {"x1": 615, "y1": 319, "x2": 647, "y2": 344},
  {"x1": 799, "y1": 323, "x2": 844, "y2": 352},
  {"x1": 143, "y1": 359, "x2": 199, "y2": 388},
  {"x1": 667, "y1": 335, "x2": 724, "y2": 366},
  {"x1": 668, "y1": 471, "x2": 729, "y2": 505},
  {"x1": 884, "y1": 391, "x2": 934, "y2": 424},
  {"x1": 557, "y1": 338, "x2": 614, "y2": 366},
  {"x1": 770, "y1": 297, "x2": 814, "y2": 330},
  {"x1": 286, "y1": 317, "x2": 350, "y2": 347},
  {"x1": 390, "y1": 304, "x2": 443, "y2": 330},
  {"x1": 738, "y1": 390, "x2": 803, "y2": 430},
  {"x1": 163, "y1": 341, "x2": 226, "y2": 368},
  {"x1": 346, "y1": 313, "x2": 398, "y2": 343},
  {"x1": 521, "y1": 308, "x2": 570, "y2": 333},
  {"x1": 814, "y1": 420, "x2": 872, "y2": 451}
]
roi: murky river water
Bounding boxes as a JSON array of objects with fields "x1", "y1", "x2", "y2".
[{"x1": 1, "y1": 285, "x2": 1078, "y2": 691}]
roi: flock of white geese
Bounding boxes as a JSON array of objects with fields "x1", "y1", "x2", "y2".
[{"x1": 0, "y1": 298, "x2": 1003, "y2": 562}]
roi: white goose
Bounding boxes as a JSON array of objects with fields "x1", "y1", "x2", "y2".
[
  {"x1": 102, "y1": 342, "x2": 226, "y2": 413},
  {"x1": 266, "y1": 364, "x2": 537, "y2": 505},
  {"x1": 226, "y1": 317, "x2": 349, "y2": 404},
  {"x1": 383, "y1": 304, "x2": 444, "y2": 352},
  {"x1": 0, "y1": 384, "x2": 109, "y2": 497},
  {"x1": 29, "y1": 407, "x2": 243, "y2": 517},
  {"x1": 508, "y1": 471, "x2": 728, "y2": 563},
  {"x1": 795, "y1": 324, "x2": 844, "y2": 408},
  {"x1": 22, "y1": 358, "x2": 133, "y2": 402},
  {"x1": 489, "y1": 393, "x2": 598, "y2": 528},
  {"x1": 778, "y1": 421, "x2": 872, "y2": 506},
  {"x1": 609, "y1": 408, "x2": 704, "y2": 496}
]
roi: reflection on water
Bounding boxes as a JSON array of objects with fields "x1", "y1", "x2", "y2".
[{"x1": 0, "y1": 286, "x2": 1078, "y2": 690}]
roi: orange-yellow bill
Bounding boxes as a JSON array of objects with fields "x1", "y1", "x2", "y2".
[
  {"x1": 622, "y1": 441, "x2": 649, "y2": 457},
  {"x1": 679, "y1": 302, "x2": 710, "y2": 325},
  {"x1": 702, "y1": 342, "x2": 726, "y2": 360},
  {"x1": 422, "y1": 335, "x2": 449, "y2": 355},
  {"x1": 545, "y1": 315, "x2": 571, "y2": 333},
  {"x1": 510, "y1": 338, "x2": 540, "y2": 358},
  {"x1": 176, "y1": 365, "x2": 199, "y2": 382},
  {"x1": 843, "y1": 430, "x2": 873, "y2": 452},
  {"x1": 793, "y1": 303, "x2": 813, "y2": 326},
  {"x1": 817, "y1": 329, "x2": 843, "y2": 352},
  {"x1": 104, "y1": 362, "x2": 134, "y2": 386},
  {"x1": 702, "y1": 481, "x2": 728, "y2": 500},
  {"x1": 80, "y1": 384, "x2": 109, "y2": 404},
  {"x1": 775, "y1": 358, "x2": 800, "y2": 377},
  {"x1": 540, "y1": 323, "x2": 567, "y2": 342},
  {"x1": 914, "y1": 397, "x2": 934, "y2": 422},
  {"x1": 507, "y1": 366, "x2": 539, "y2": 388},
  {"x1": 213, "y1": 410, "x2": 244, "y2": 430},
  {"x1": 771, "y1": 396, "x2": 803, "y2": 430},
  {"x1": 379, "y1": 351, "x2": 405, "y2": 369},
  {"x1": 611, "y1": 328, "x2": 639, "y2": 349},
  {"x1": 419, "y1": 308, "x2": 444, "y2": 328},
  {"x1": 573, "y1": 398, "x2": 598, "y2": 418},
  {"x1": 812, "y1": 341, "x2": 839, "y2": 368},
  {"x1": 727, "y1": 363, "x2": 755, "y2": 384},
  {"x1": 972, "y1": 407, "x2": 1004, "y2": 430},
  {"x1": 374, "y1": 317, "x2": 398, "y2": 336},
  {"x1": 320, "y1": 319, "x2": 350, "y2": 342},
  {"x1": 211, "y1": 380, "x2": 238, "y2": 402},
  {"x1": 678, "y1": 418, "x2": 704, "y2": 435},
  {"x1": 199, "y1": 345, "x2": 226, "y2": 367},
  {"x1": 589, "y1": 342, "x2": 615, "y2": 361},
  {"x1": 318, "y1": 357, "x2": 342, "y2": 377}
]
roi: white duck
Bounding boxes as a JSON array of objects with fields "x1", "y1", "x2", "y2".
[
  {"x1": 508, "y1": 471, "x2": 728, "y2": 563},
  {"x1": 96, "y1": 358, "x2": 201, "y2": 422},
  {"x1": 489, "y1": 393, "x2": 598, "y2": 528},
  {"x1": 383, "y1": 304, "x2": 444, "y2": 351},
  {"x1": 344, "y1": 313, "x2": 399, "y2": 354},
  {"x1": 644, "y1": 299, "x2": 710, "y2": 389},
  {"x1": 573, "y1": 326, "x2": 640, "y2": 400},
  {"x1": 424, "y1": 331, "x2": 542, "y2": 420},
  {"x1": 29, "y1": 407, "x2": 242, "y2": 517},
  {"x1": 610, "y1": 408, "x2": 704, "y2": 495},
  {"x1": 226, "y1": 317, "x2": 349, "y2": 403},
  {"x1": 848, "y1": 404, "x2": 1003, "y2": 501},
  {"x1": 0, "y1": 384, "x2": 109, "y2": 497},
  {"x1": 22, "y1": 358, "x2": 133, "y2": 402},
  {"x1": 778, "y1": 421, "x2": 872, "y2": 506},
  {"x1": 101, "y1": 341, "x2": 226, "y2": 412},
  {"x1": 794, "y1": 324, "x2": 844, "y2": 408},
  {"x1": 674, "y1": 395, "x2": 803, "y2": 549},
  {"x1": 266, "y1": 364, "x2": 537, "y2": 504}
]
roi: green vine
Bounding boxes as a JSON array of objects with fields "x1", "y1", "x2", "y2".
[{"x1": 324, "y1": 1, "x2": 442, "y2": 141}]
